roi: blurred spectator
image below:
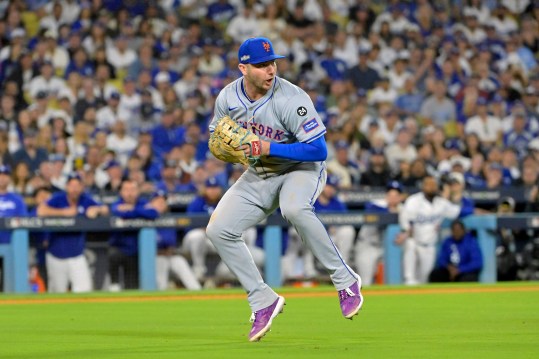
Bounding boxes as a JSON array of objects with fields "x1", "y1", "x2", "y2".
[
  {"x1": 355, "y1": 180, "x2": 403, "y2": 286},
  {"x1": 384, "y1": 129, "x2": 417, "y2": 174},
  {"x1": 464, "y1": 97, "x2": 503, "y2": 148},
  {"x1": 151, "y1": 109, "x2": 185, "y2": 160},
  {"x1": 28, "y1": 61, "x2": 67, "y2": 101},
  {"x1": 326, "y1": 140, "x2": 360, "y2": 188},
  {"x1": 12, "y1": 128, "x2": 49, "y2": 174},
  {"x1": 225, "y1": 4, "x2": 260, "y2": 44},
  {"x1": 368, "y1": 76, "x2": 398, "y2": 106},
  {"x1": 419, "y1": 80, "x2": 457, "y2": 131},
  {"x1": 106, "y1": 121, "x2": 137, "y2": 167},
  {"x1": 429, "y1": 220, "x2": 483, "y2": 282},
  {"x1": 395, "y1": 78, "x2": 424, "y2": 119},
  {"x1": 102, "y1": 160, "x2": 124, "y2": 192},
  {"x1": 360, "y1": 148, "x2": 391, "y2": 187},
  {"x1": 153, "y1": 190, "x2": 201, "y2": 291},
  {"x1": 96, "y1": 91, "x2": 121, "y2": 131},
  {"x1": 37, "y1": 173, "x2": 109, "y2": 293},
  {"x1": 108, "y1": 179, "x2": 160, "y2": 291},
  {"x1": 9, "y1": 161, "x2": 32, "y2": 195},
  {"x1": 106, "y1": 35, "x2": 137, "y2": 75},
  {"x1": 346, "y1": 47, "x2": 380, "y2": 92}
]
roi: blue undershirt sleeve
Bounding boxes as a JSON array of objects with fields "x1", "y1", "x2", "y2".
[{"x1": 268, "y1": 136, "x2": 327, "y2": 161}]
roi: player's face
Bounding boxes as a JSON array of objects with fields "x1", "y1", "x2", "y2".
[
  {"x1": 451, "y1": 223, "x2": 465, "y2": 240},
  {"x1": 240, "y1": 61, "x2": 277, "y2": 96},
  {"x1": 205, "y1": 186, "x2": 223, "y2": 203},
  {"x1": 0, "y1": 173, "x2": 10, "y2": 190},
  {"x1": 323, "y1": 184, "x2": 336, "y2": 198},
  {"x1": 120, "y1": 181, "x2": 140, "y2": 204},
  {"x1": 422, "y1": 177, "x2": 439, "y2": 197},
  {"x1": 65, "y1": 179, "x2": 84, "y2": 201},
  {"x1": 386, "y1": 189, "x2": 402, "y2": 208}
]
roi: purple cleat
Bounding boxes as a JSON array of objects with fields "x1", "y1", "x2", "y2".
[
  {"x1": 338, "y1": 278, "x2": 364, "y2": 319},
  {"x1": 248, "y1": 296, "x2": 285, "y2": 342}
]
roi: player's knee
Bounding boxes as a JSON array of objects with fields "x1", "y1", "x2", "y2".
[
  {"x1": 280, "y1": 203, "x2": 308, "y2": 223},
  {"x1": 206, "y1": 221, "x2": 233, "y2": 242}
]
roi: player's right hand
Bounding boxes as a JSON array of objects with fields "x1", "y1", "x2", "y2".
[{"x1": 394, "y1": 232, "x2": 408, "y2": 245}]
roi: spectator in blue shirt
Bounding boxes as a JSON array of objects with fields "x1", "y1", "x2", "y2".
[
  {"x1": 429, "y1": 220, "x2": 483, "y2": 282},
  {"x1": 108, "y1": 179, "x2": 161, "y2": 291},
  {"x1": 151, "y1": 109, "x2": 185, "y2": 160},
  {"x1": 395, "y1": 77, "x2": 424, "y2": 118},
  {"x1": 37, "y1": 173, "x2": 109, "y2": 293}
]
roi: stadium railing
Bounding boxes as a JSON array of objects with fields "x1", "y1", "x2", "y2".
[{"x1": 1, "y1": 213, "x2": 532, "y2": 293}]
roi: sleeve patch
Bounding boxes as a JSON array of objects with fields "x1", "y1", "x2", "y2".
[{"x1": 302, "y1": 118, "x2": 319, "y2": 133}]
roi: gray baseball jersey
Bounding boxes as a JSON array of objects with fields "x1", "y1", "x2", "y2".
[
  {"x1": 207, "y1": 76, "x2": 359, "y2": 313},
  {"x1": 210, "y1": 76, "x2": 326, "y2": 177}
]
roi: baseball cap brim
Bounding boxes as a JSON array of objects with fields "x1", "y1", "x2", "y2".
[{"x1": 248, "y1": 54, "x2": 286, "y2": 64}]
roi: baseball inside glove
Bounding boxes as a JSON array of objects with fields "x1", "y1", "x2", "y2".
[{"x1": 209, "y1": 116, "x2": 261, "y2": 166}]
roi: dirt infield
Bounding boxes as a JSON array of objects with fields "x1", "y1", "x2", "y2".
[{"x1": 1, "y1": 285, "x2": 538, "y2": 305}]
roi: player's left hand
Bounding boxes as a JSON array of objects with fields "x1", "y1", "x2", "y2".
[
  {"x1": 237, "y1": 140, "x2": 270, "y2": 157},
  {"x1": 447, "y1": 264, "x2": 459, "y2": 281},
  {"x1": 86, "y1": 206, "x2": 101, "y2": 219}
]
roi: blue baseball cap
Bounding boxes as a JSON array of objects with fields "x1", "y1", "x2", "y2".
[
  {"x1": 205, "y1": 176, "x2": 221, "y2": 188},
  {"x1": 0, "y1": 164, "x2": 11, "y2": 175},
  {"x1": 66, "y1": 172, "x2": 82, "y2": 182},
  {"x1": 238, "y1": 37, "x2": 285, "y2": 65},
  {"x1": 386, "y1": 180, "x2": 402, "y2": 192},
  {"x1": 152, "y1": 189, "x2": 167, "y2": 199},
  {"x1": 104, "y1": 160, "x2": 121, "y2": 170},
  {"x1": 326, "y1": 174, "x2": 340, "y2": 187}
]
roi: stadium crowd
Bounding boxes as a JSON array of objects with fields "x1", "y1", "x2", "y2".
[{"x1": 2, "y1": 0, "x2": 539, "y2": 291}]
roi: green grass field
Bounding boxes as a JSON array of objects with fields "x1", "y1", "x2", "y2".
[{"x1": 1, "y1": 282, "x2": 538, "y2": 359}]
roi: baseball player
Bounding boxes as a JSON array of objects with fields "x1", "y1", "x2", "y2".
[
  {"x1": 395, "y1": 176, "x2": 462, "y2": 285},
  {"x1": 206, "y1": 37, "x2": 363, "y2": 342},
  {"x1": 37, "y1": 173, "x2": 109, "y2": 293},
  {"x1": 355, "y1": 181, "x2": 403, "y2": 286},
  {"x1": 108, "y1": 179, "x2": 161, "y2": 291},
  {"x1": 0, "y1": 165, "x2": 28, "y2": 291}
]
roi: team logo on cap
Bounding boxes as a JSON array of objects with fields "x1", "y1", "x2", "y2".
[{"x1": 263, "y1": 42, "x2": 271, "y2": 52}]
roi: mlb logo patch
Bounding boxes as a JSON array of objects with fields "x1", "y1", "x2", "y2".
[{"x1": 302, "y1": 118, "x2": 319, "y2": 133}]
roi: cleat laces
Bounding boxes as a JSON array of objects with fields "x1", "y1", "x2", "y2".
[{"x1": 339, "y1": 287, "x2": 356, "y2": 301}]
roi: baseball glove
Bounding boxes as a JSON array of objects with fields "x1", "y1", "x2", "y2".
[{"x1": 209, "y1": 115, "x2": 261, "y2": 166}]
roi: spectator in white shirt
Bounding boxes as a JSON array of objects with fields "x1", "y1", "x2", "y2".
[
  {"x1": 118, "y1": 77, "x2": 141, "y2": 124},
  {"x1": 39, "y1": 2, "x2": 66, "y2": 32},
  {"x1": 106, "y1": 35, "x2": 137, "y2": 73},
  {"x1": 368, "y1": 77, "x2": 398, "y2": 106},
  {"x1": 106, "y1": 121, "x2": 137, "y2": 167},
  {"x1": 464, "y1": 97, "x2": 503, "y2": 148},
  {"x1": 387, "y1": 54, "x2": 412, "y2": 92},
  {"x1": 385, "y1": 128, "x2": 418, "y2": 173},
  {"x1": 226, "y1": 4, "x2": 260, "y2": 43},
  {"x1": 28, "y1": 61, "x2": 67, "y2": 100},
  {"x1": 96, "y1": 91, "x2": 121, "y2": 130},
  {"x1": 43, "y1": 30, "x2": 69, "y2": 73},
  {"x1": 197, "y1": 39, "x2": 225, "y2": 76}
]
